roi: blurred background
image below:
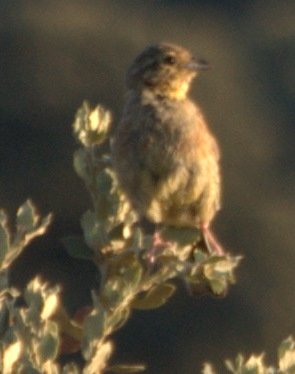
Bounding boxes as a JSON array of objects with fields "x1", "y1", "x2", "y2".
[{"x1": 1, "y1": 0, "x2": 295, "y2": 372}]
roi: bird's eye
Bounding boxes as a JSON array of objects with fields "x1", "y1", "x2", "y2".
[{"x1": 163, "y1": 55, "x2": 176, "y2": 65}]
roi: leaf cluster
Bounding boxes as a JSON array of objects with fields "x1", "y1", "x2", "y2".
[
  {"x1": 204, "y1": 336, "x2": 295, "y2": 374},
  {"x1": 0, "y1": 102, "x2": 242, "y2": 373}
]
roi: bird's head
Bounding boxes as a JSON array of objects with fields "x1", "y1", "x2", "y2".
[{"x1": 126, "y1": 43, "x2": 210, "y2": 100}]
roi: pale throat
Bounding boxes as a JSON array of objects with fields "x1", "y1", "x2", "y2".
[
  {"x1": 168, "y1": 80, "x2": 190, "y2": 100},
  {"x1": 150, "y1": 79, "x2": 191, "y2": 100}
]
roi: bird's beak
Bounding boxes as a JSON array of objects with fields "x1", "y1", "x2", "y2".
[{"x1": 187, "y1": 58, "x2": 211, "y2": 71}]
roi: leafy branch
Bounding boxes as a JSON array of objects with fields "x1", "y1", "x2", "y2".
[{"x1": 0, "y1": 102, "x2": 243, "y2": 373}]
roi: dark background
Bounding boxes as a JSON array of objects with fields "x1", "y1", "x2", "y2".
[{"x1": 1, "y1": 0, "x2": 295, "y2": 372}]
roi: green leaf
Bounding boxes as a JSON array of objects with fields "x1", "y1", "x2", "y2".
[
  {"x1": 2, "y1": 341, "x2": 22, "y2": 373},
  {"x1": 224, "y1": 359, "x2": 237, "y2": 373},
  {"x1": 208, "y1": 279, "x2": 227, "y2": 296},
  {"x1": 16, "y1": 199, "x2": 38, "y2": 231},
  {"x1": 83, "y1": 307, "x2": 107, "y2": 348},
  {"x1": 73, "y1": 102, "x2": 112, "y2": 146},
  {"x1": 243, "y1": 354, "x2": 266, "y2": 374},
  {"x1": 38, "y1": 329, "x2": 59, "y2": 363},
  {"x1": 1, "y1": 203, "x2": 52, "y2": 270},
  {"x1": 278, "y1": 336, "x2": 295, "y2": 372},
  {"x1": 23, "y1": 280, "x2": 44, "y2": 324},
  {"x1": 203, "y1": 256, "x2": 241, "y2": 285},
  {"x1": 72, "y1": 101, "x2": 90, "y2": 136},
  {"x1": 107, "y1": 364, "x2": 146, "y2": 373},
  {"x1": 132, "y1": 283, "x2": 176, "y2": 310},
  {"x1": 103, "y1": 277, "x2": 125, "y2": 306},
  {"x1": 81, "y1": 210, "x2": 108, "y2": 248},
  {"x1": 123, "y1": 264, "x2": 143, "y2": 288},
  {"x1": 193, "y1": 250, "x2": 208, "y2": 263},
  {"x1": 61, "y1": 235, "x2": 94, "y2": 260},
  {"x1": 211, "y1": 256, "x2": 242, "y2": 275},
  {"x1": 73, "y1": 148, "x2": 89, "y2": 181},
  {"x1": 96, "y1": 169, "x2": 113, "y2": 194},
  {"x1": 278, "y1": 336, "x2": 294, "y2": 360}
]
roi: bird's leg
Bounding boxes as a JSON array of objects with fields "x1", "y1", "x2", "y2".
[
  {"x1": 146, "y1": 225, "x2": 170, "y2": 262},
  {"x1": 200, "y1": 222, "x2": 224, "y2": 256}
]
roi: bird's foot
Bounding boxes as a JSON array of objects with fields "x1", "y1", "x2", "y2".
[{"x1": 146, "y1": 231, "x2": 171, "y2": 263}]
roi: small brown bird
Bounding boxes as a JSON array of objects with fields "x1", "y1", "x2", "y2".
[{"x1": 112, "y1": 43, "x2": 223, "y2": 255}]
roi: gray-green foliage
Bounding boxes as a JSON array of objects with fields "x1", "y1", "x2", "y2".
[
  {"x1": 4, "y1": 101, "x2": 293, "y2": 373},
  {"x1": 203, "y1": 336, "x2": 295, "y2": 374}
]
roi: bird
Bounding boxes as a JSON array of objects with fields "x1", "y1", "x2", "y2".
[{"x1": 111, "y1": 42, "x2": 224, "y2": 255}]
